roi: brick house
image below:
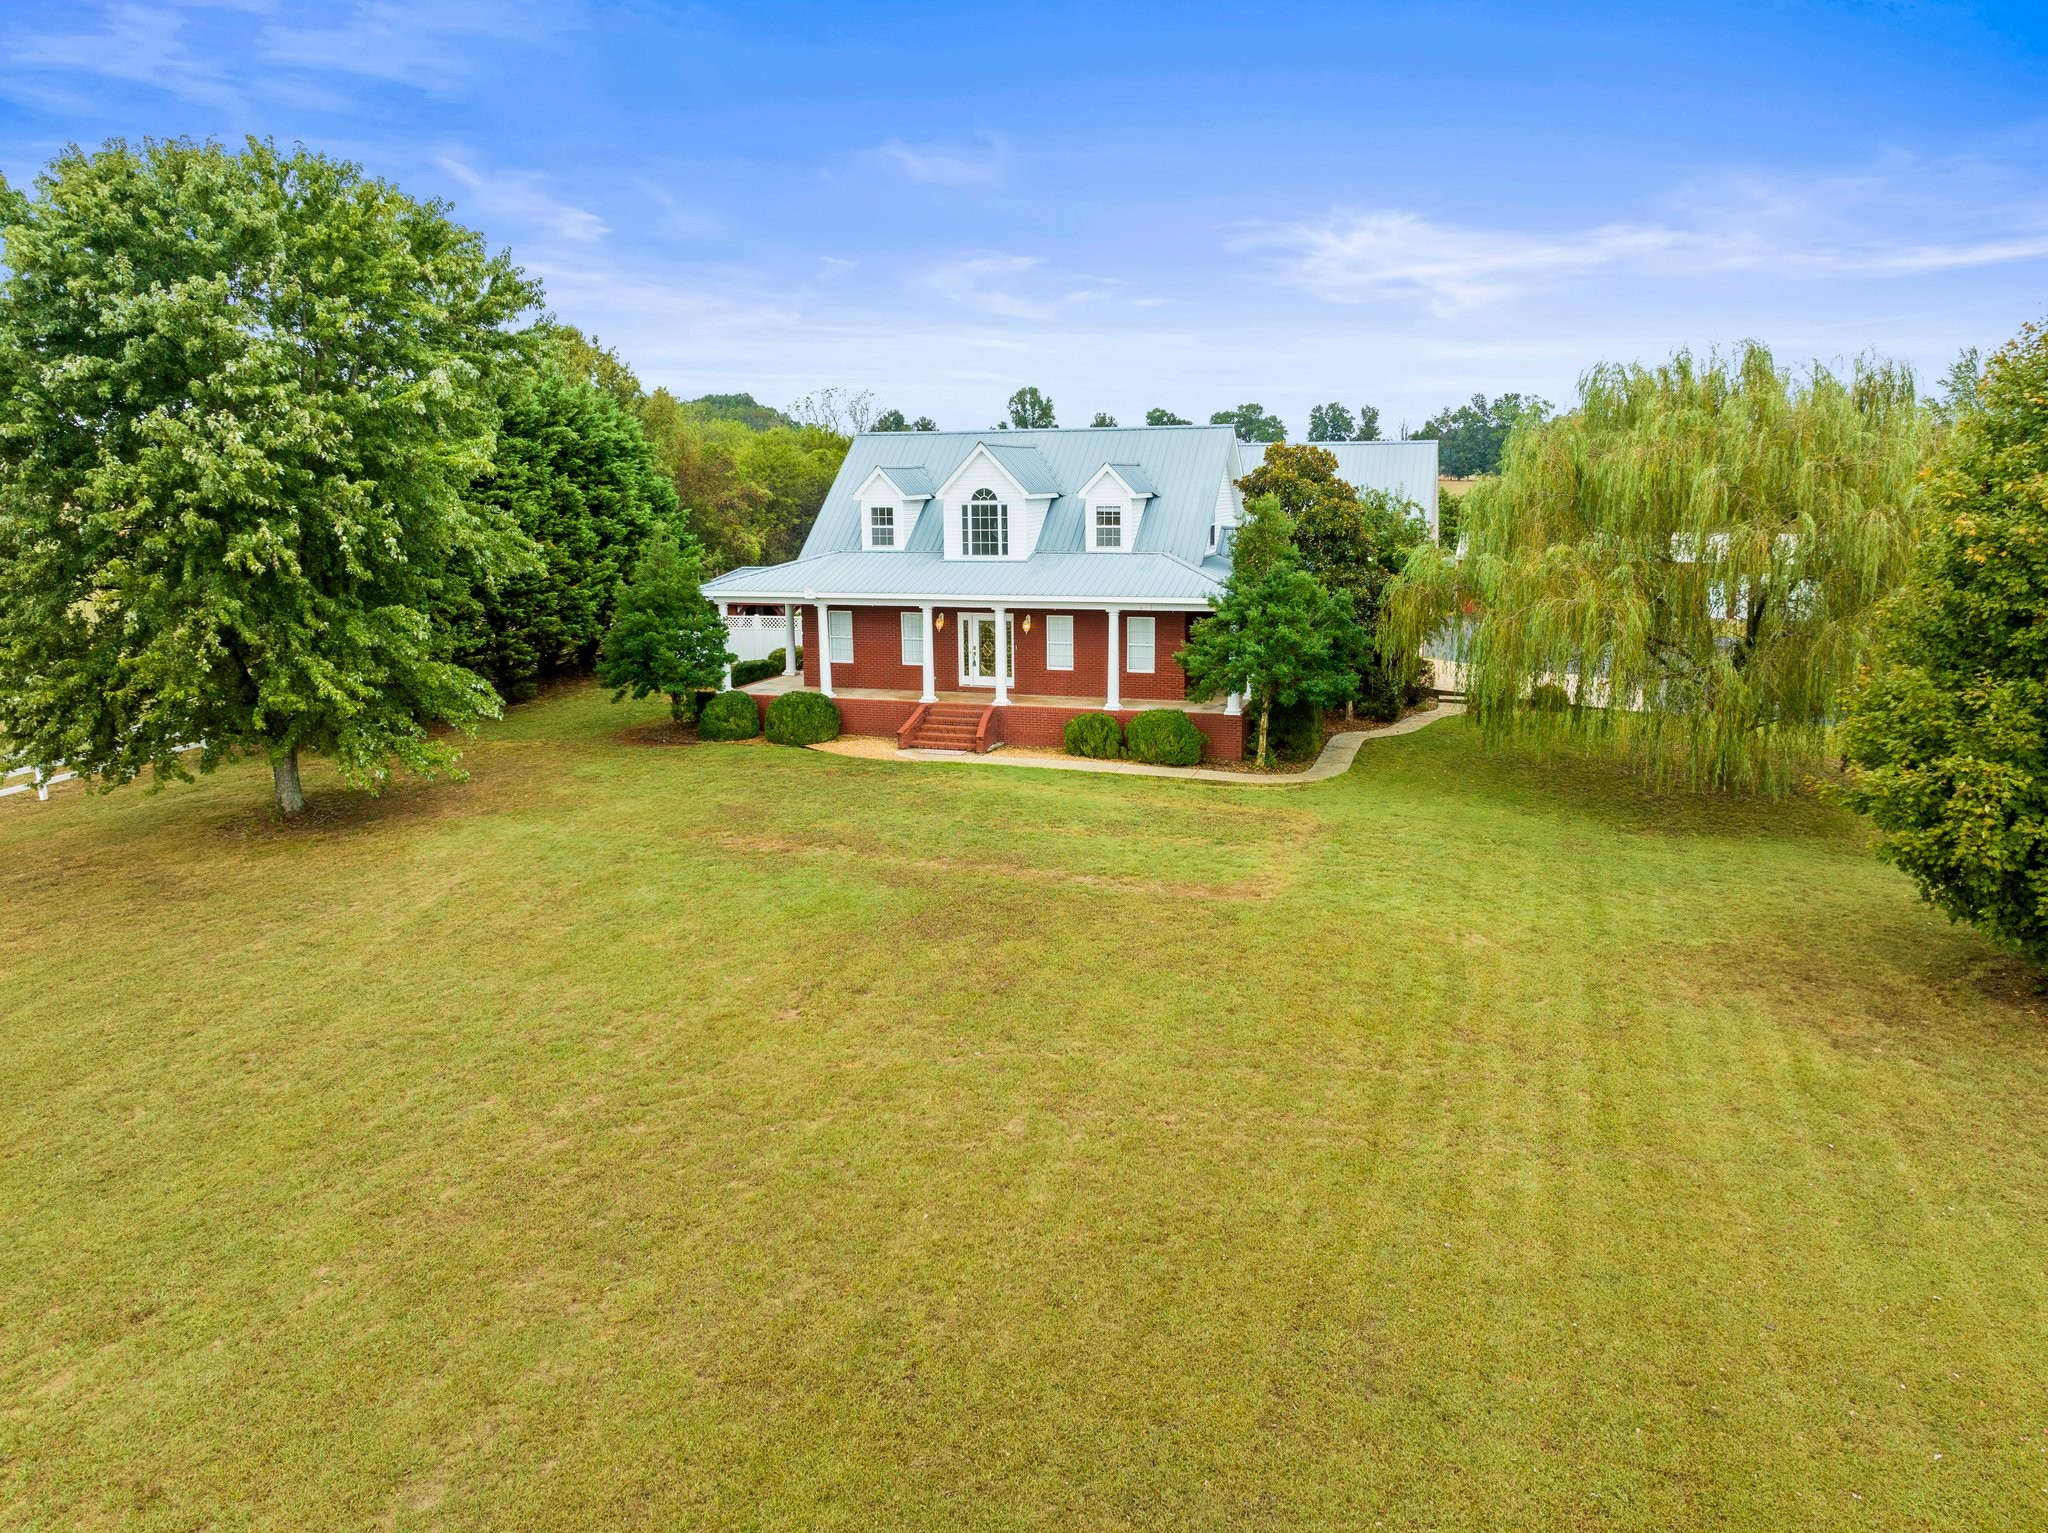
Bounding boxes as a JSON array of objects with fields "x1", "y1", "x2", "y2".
[{"x1": 702, "y1": 424, "x2": 1253, "y2": 758}]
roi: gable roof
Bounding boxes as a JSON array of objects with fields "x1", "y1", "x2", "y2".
[
  {"x1": 795, "y1": 425, "x2": 1242, "y2": 563},
  {"x1": 1092, "y1": 462, "x2": 1157, "y2": 498},
  {"x1": 869, "y1": 465, "x2": 935, "y2": 498},
  {"x1": 977, "y1": 443, "x2": 1060, "y2": 496}
]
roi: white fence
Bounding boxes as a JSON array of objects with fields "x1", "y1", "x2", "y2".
[
  {"x1": 2, "y1": 742, "x2": 202, "y2": 802},
  {"x1": 725, "y1": 610, "x2": 802, "y2": 664}
]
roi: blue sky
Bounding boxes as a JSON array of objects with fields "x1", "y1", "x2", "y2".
[{"x1": 4, "y1": 1, "x2": 2046, "y2": 435}]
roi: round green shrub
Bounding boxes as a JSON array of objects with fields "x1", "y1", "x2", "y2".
[
  {"x1": 764, "y1": 689, "x2": 841, "y2": 746},
  {"x1": 1063, "y1": 712, "x2": 1123, "y2": 759},
  {"x1": 1125, "y1": 708, "x2": 1205, "y2": 767},
  {"x1": 697, "y1": 688, "x2": 760, "y2": 741}
]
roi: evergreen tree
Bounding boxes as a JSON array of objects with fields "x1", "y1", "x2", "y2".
[
  {"x1": 1839, "y1": 319, "x2": 2048, "y2": 960},
  {"x1": 459, "y1": 363, "x2": 679, "y2": 701},
  {"x1": 595, "y1": 528, "x2": 733, "y2": 722},
  {"x1": 0, "y1": 137, "x2": 539, "y2": 815},
  {"x1": 1180, "y1": 500, "x2": 1356, "y2": 765}
]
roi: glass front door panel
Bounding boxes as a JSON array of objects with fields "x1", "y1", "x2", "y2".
[{"x1": 960, "y1": 614, "x2": 1014, "y2": 685}]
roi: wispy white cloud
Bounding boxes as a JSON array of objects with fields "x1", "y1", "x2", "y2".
[
  {"x1": 855, "y1": 137, "x2": 1007, "y2": 188},
  {"x1": 913, "y1": 252, "x2": 1117, "y2": 321},
  {"x1": 257, "y1": 1, "x2": 568, "y2": 90},
  {"x1": 4, "y1": 3, "x2": 243, "y2": 111},
  {"x1": 434, "y1": 153, "x2": 608, "y2": 244},
  {"x1": 1243, "y1": 156, "x2": 2048, "y2": 314}
]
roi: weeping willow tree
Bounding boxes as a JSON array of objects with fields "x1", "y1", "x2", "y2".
[{"x1": 1381, "y1": 342, "x2": 1938, "y2": 791}]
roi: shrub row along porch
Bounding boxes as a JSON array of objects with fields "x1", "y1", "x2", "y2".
[{"x1": 732, "y1": 603, "x2": 1244, "y2": 760}]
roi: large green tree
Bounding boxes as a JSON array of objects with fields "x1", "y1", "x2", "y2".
[
  {"x1": 1006, "y1": 387, "x2": 1056, "y2": 429},
  {"x1": 457, "y1": 359, "x2": 680, "y2": 701},
  {"x1": 1383, "y1": 343, "x2": 1936, "y2": 791},
  {"x1": 1839, "y1": 319, "x2": 2048, "y2": 960},
  {"x1": 1239, "y1": 444, "x2": 1426, "y2": 717},
  {"x1": 0, "y1": 137, "x2": 539, "y2": 815},
  {"x1": 595, "y1": 527, "x2": 733, "y2": 722},
  {"x1": 1410, "y1": 391, "x2": 1552, "y2": 476},
  {"x1": 1209, "y1": 402, "x2": 1286, "y2": 443},
  {"x1": 1145, "y1": 407, "x2": 1190, "y2": 426},
  {"x1": 1308, "y1": 403, "x2": 1382, "y2": 442},
  {"x1": 1181, "y1": 498, "x2": 1357, "y2": 765}
]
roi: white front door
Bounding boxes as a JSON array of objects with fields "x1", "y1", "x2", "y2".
[{"x1": 960, "y1": 612, "x2": 1014, "y2": 687}]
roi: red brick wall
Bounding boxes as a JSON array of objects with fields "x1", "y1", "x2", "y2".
[
  {"x1": 994, "y1": 705, "x2": 1242, "y2": 761},
  {"x1": 796, "y1": 605, "x2": 1196, "y2": 704}
]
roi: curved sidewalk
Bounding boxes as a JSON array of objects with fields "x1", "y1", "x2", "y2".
[{"x1": 808, "y1": 702, "x2": 1465, "y2": 786}]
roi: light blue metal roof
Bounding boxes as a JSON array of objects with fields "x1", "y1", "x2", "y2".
[
  {"x1": 804, "y1": 426, "x2": 1236, "y2": 563},
  {"x1": 1102, "y1": 462, "x2": 1157, "y2": 497},
  {"x1": 1237, "y1": 439, "x2": 1441, "y2": 534},
  {"x1": 701, "y1": 549, "x2": 1225, "y2": 606},
  {"x1": 875, "y1": 465, "x2": 935, "y2": 497},
  {"x1": 980, "y1": 442, "x2": 1061, "y2": 496}
]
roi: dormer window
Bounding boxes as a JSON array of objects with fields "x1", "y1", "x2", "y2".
[
  {"x1": 963, "y1": 487, "x2": 1008, "y2": 556},
  {"x1": 1093, "y1": 504, "x2": 1123, "y2": 550},
  {"x1": 870, "y1": 505, "x2": 895, "y2": 547}
]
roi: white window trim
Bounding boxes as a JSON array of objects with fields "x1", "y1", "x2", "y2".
[
  {"x1": 828, "y1": 608, "x2": 854, "y2": 665},
  {"x1": 1092, "y1": 503, "x2": 1123, "y2": 551},
  {"x1": 1126, "y1": 615, "x2": 1155, "y2": 674},
  {"x1": 961, "y1": 488, "x2": 1009, "y2": 558},
  {"x1": 1045, "y1": 613, "x2": 1074, "y2": 671},
  {"x1": 869, "y1": 504, "x2": 896, "y2": 548},
  {"x1": 898, "y1": 609, "x2": 923, "y2": 666}
]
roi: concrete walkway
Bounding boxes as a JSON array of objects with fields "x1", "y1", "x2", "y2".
[{"x1": 808, "y1": 702, "x2": 1465, "y2": 786}]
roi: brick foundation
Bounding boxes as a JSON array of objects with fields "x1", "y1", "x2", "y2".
[{"x1": 748, "y1": 688, "x2": 1244, "y2": 762}]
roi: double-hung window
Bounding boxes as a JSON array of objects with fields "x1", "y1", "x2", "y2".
[
  {"x1": 828, "y1": 608, "x2": 854, "y2": 665},
  {"x1": 1045, "y1": 613, "x2": 1074, "y2": 670},
  {"x1": 899, "y1": 610, "x2": 924, "y2": 666},
  {"x1": 1125, "y1": 615, "x2": 1155, "y2": 673},
  {"x1": 869, "y1": 505, "x2": 895, "y2": 547},
  {"x1": 1094, "y1": 504, "x2": 1122, "y2": 549},
  {"x1": 962, "y1": 487, "x2": 1008, "y2": 556}
]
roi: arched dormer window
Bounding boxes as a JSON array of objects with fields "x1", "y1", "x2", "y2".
[{"x1": 962, "y1": 486, "x2": 1008, "y2": 556}]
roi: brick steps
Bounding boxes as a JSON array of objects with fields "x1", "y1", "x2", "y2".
[{"x1": 903, "y1": 702, "x2": 989, "y2": 752}]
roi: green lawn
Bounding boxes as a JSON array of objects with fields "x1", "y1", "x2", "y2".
[{"x1": 4, "y1": 684, "x2": 2046, "y2": 1530}]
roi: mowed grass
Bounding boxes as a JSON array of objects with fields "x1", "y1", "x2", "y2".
[{"x1": 4, "y1": 685, "x2": 2047, "y2": 1530}]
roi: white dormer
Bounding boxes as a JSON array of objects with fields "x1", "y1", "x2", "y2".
[
  {"x1": 855, "y1": 466, "x2": 933, "y2": 551},
  {"x1": 933, "y1": 443, "x2": 1059, "y2": 561},
  {"x1": 1080, "y1": 463, "x2": 1157, "y2": 554},
  {"x1": 1207, "y1": 470, "x2": 1242, "y2": 556}
]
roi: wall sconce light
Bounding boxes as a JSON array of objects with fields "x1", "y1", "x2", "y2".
[
  {"x1": 933, "y1": 611, "x2": 947, "y2": 633},
  {"x1": 1021, "y1": 613, "x2": 1033, "y2": 635}
]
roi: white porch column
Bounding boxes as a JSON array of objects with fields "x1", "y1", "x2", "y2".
[
  {"x1": 717, "y1": 602, "x2": 734, "y2": 689},
  {"x1": 919, "y1": 604, "x2": 937, "y2": 703},
  {"x1": 1225, "y1": 690, "x2": 1243, "y2": 716},
  {"x1": 992, "y1": 604, "x2": 1011, "y2": 706},
  {"x1": 1103, "y1": 607, "x2": 1122, "y2": 711},
  {"x1": 817, "y1": 605, "x2": 835, "y2": 698},
  {"x1": 784, "y1": 604, "x2": 798, "y2": 675}
]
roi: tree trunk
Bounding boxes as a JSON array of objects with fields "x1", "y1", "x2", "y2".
[
  {"x1": 1257, "y1": 698, "x2": 1271, "y2": 768},
  {"x1": 669, "y1": 691, "x2": 687, "y2": 722},
  {"x1": 272, "y1": 747, "x2": 306, "y2": 816}
]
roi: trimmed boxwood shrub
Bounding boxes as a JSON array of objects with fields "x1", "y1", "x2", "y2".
[
  {"x1": 764, "y1": 688, "x2": 841, "y2": 746},
  {"x1": 1063, "y1": 712, "x2": 1123, "y2": 759},
  {"x1": 697, "y1": 688, "x2": 760, "y2": 741},
  {"x1": 1125, "y1": 708, "x2": 1205, "y2": 767},
  {"x1": 732, "y1": 648, "x2": 800, "y2": 687}
]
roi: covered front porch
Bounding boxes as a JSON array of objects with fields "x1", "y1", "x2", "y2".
[{"x1": 737, "y1": 670, "x2": 1245, "y2": 760}]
